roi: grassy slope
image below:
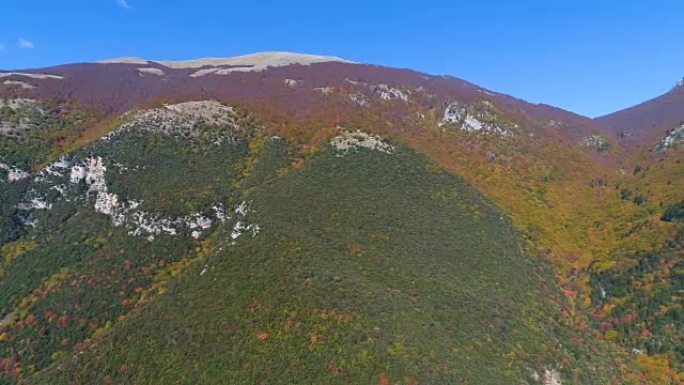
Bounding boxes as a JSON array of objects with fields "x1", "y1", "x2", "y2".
[{"x1": 27, "y1": 141, "x2": 620, "y2": 384}]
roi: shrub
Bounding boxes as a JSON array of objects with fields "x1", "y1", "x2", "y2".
[{"x1": 661, "y1": 201, "x2": 684, "y2": 222}]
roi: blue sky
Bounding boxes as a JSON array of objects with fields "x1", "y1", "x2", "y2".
[{"x1": 1, "y1": 0, "x2": 682, "y2": 117}]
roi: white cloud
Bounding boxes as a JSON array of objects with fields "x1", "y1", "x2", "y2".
[
  {"x1": 117, "y1": 0, "x2": 131, "y2": 9},
  {"x1": 18, "y1": 38, "x2": 34, "y2": 49}
]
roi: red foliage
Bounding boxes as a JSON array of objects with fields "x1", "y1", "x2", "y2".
[
  {"x1": 328, "y1": 361, "x2": 340, "y2": 375},
  {"x1": 592, "y1": 310, "x2": 607, "y2": 320},
  {"x1": 0, "y1": 60, "x2": 606, "y2": 149},
  {"x1": 572, "y1": 337, "x2": 586, "y2": 345},
  {"x1": 44, "y1": 310, "x2": 56, "y2": 321},
  {"x1": 57, "y1": 314, "x2": 70, "y2": 329},
  {"x1": 7, "y1": 366, "x2": 19, "y2": 378},
  {"x1": 26, "y1": 314, "x2": 38, "y2": 328},
  {"x1": 378, "y1": 372, "x2": 390, "y2": 385}
]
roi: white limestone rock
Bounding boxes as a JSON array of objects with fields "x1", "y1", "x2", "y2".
[
  {"x1": 0, "y1": 163, "x2": 30, "y2": 182},
  {"x1": 137, "y1": 67, "x2": 165, "y2": 76},
  {"x1": 439, "y1": 102, "x2": 512, "y2": 137},
  {"x1": 543, "y1": 369, "x2": 562, "y2": 385},
  {"x1": 348, "y1": 93, "x2": 370, "y2": 107},
  {"x1": 654, "y1": 123, "x2": 684, "y2": 152},
  {"x1": 313, "y1": 87, "x2": 335, "y2": 95},
  {"x1": 441, "y1": 103, "x2": 466, "y2": 124},
  {"x1": 3, "y1": 80, "x2": 36, "y2": 89},
  {"x1": 0, "y1": 72, "x2": 63, "y2": 80},
  {"x1": 112, "y1": 100, "x2": 248, "y2": 141},
  {"x1": 331, "y1": 129, "x2": 394, "y2": 155},
  {"x1": 283, "y1": 79, "x2": 300, "y2": 87},
  {"x1": 582, "y1": 135, "x2": 610, "y2": 152},
  {"x1": 374, "y1": 84, "x2": 408, "y2": 102},
  {"x1": 1, "y1": 98, "x2": 48, "y2": 133}
]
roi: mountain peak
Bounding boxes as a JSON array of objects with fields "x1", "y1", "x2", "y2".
[
  {"x1": 672, "y1": 77, "x2": 684, "y2": 90},
  {"x1": 97, "y1": 51, "x2": 352, "y2": 71}
]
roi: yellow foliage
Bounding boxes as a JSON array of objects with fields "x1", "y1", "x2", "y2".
[
  {"x1": 634, "y1": 354, "x2": 679, "y2": 385},
  {"x1": 605, "y1": 330, "x2": 620, "y2": 340},
  {"x1": 1, "y1": 240, "x2": 37, "y2": 266},
  {"x1": 369, "y1": 125, "x2": 683, "y2": 272},
  {"x1": 5, "y1": 269, "x2": 72, "y2": 327}
]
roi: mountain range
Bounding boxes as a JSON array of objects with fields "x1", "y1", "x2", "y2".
[{"x1": 0, "y1": 52, "x2": 682, "y2": 385}]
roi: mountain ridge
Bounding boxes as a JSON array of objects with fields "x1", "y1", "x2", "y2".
[
  {"x1": 4, "y1": 51, "x2": 681, "y2": 142},
  {"x1": 96, "y1": 51, "x2": 353, "y2": 70},
  {"x1": 597, "y1": 76, "x2": 684, "y2": 146}
]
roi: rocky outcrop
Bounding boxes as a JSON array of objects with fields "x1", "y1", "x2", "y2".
[
  {"x1": 4, "y1": 101, "x2": 259, "y2": 240},
  {"x1": 440, "y1": 102, "x2": 512, "y2": 137},
  {"x1": 581, "y1": 135, "x2": 610, "y2": 152},
  {"x1": 331, "y1": 129, "x2": 394, "y2": 155},
  {"x1": 137, "y1": 67, "x2": 165, "y2": 76},
  {"x1": 0, "y1": 98, "x2": 47, "y2": 133},
  {"x1": 653, "y1": 122, "x2": 684, "y2": 152},
  {"x1": 543, "y1": 369, "x2": 562, "y2": 385},
  {"x1": 373, "y1": 84, "x2": 408, "y2": 102},
  {"x1": 11, "y1": 126, "x2": 261, "y2": 241},
  {"x1": 105, "y1": 101, "x2": 254, "y2": 144},
  {"x1": 0, "y1": 163, "x2": 30, "y2": 182}
]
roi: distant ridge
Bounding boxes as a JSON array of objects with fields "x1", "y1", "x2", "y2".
[
  {"x1": 97, "y1": 51, "x2": 353, "y2": 71},
  {"x1": 597, "y1": 76, "x2": 684, "y2": 144}
]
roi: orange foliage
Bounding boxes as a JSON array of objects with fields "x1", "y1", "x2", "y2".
[{"x1": 257, "y1": 332, "x2": 269, "y2": 341}]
